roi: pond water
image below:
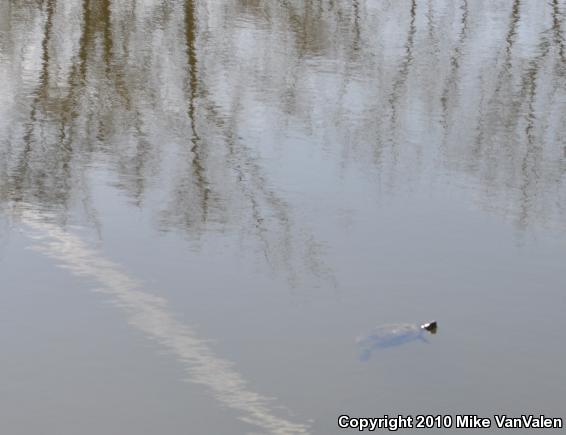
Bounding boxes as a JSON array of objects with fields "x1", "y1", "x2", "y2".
[{"x1": 1, "y1": 1, "x2": 565, "y2": 434}]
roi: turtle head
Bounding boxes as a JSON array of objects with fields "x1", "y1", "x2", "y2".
[{"x1": 420, "y1": 321, "x2": 437, "y2": 334}]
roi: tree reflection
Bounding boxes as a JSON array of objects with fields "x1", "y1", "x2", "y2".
[{"x1": 0, "y1": 0, "x2": 565, "y2": 250}]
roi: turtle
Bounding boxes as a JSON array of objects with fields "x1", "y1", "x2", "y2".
[{"x1": 356, "y1": 321, "x2": 437, "y2": 361}]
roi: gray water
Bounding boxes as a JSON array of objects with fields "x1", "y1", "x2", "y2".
[{"x1": 1, "y1": 1, "x2": 565, "y2": 434}]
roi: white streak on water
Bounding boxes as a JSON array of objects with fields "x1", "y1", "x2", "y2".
[{"x1": 23, "y1": 213, "x2": 310, "y2": 435}]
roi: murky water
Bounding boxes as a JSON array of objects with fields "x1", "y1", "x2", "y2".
[{"x1": 1, "y1": 1, "x2": 565, "y2": 434}]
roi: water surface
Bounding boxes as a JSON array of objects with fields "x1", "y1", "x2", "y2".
[{"x1": 1, "y1": 1, "x2": 565, "y2": 434}]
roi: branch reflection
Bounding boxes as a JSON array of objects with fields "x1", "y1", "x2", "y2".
[{"x1": 1, "y1": 0, "x2": 565, "y2": 245}]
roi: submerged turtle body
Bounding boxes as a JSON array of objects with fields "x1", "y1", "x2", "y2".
[{"x1": 357, "y1": 321, "x2": 437, "y2": 361}]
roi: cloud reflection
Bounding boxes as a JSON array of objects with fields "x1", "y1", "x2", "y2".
[{"x1": 24, "y1": 211, "x2": 310, "y2": 435}]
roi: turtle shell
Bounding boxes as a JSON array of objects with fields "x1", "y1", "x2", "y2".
[{"x1": 356, "y1": 323, "x2": 431, "y2": 361}]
